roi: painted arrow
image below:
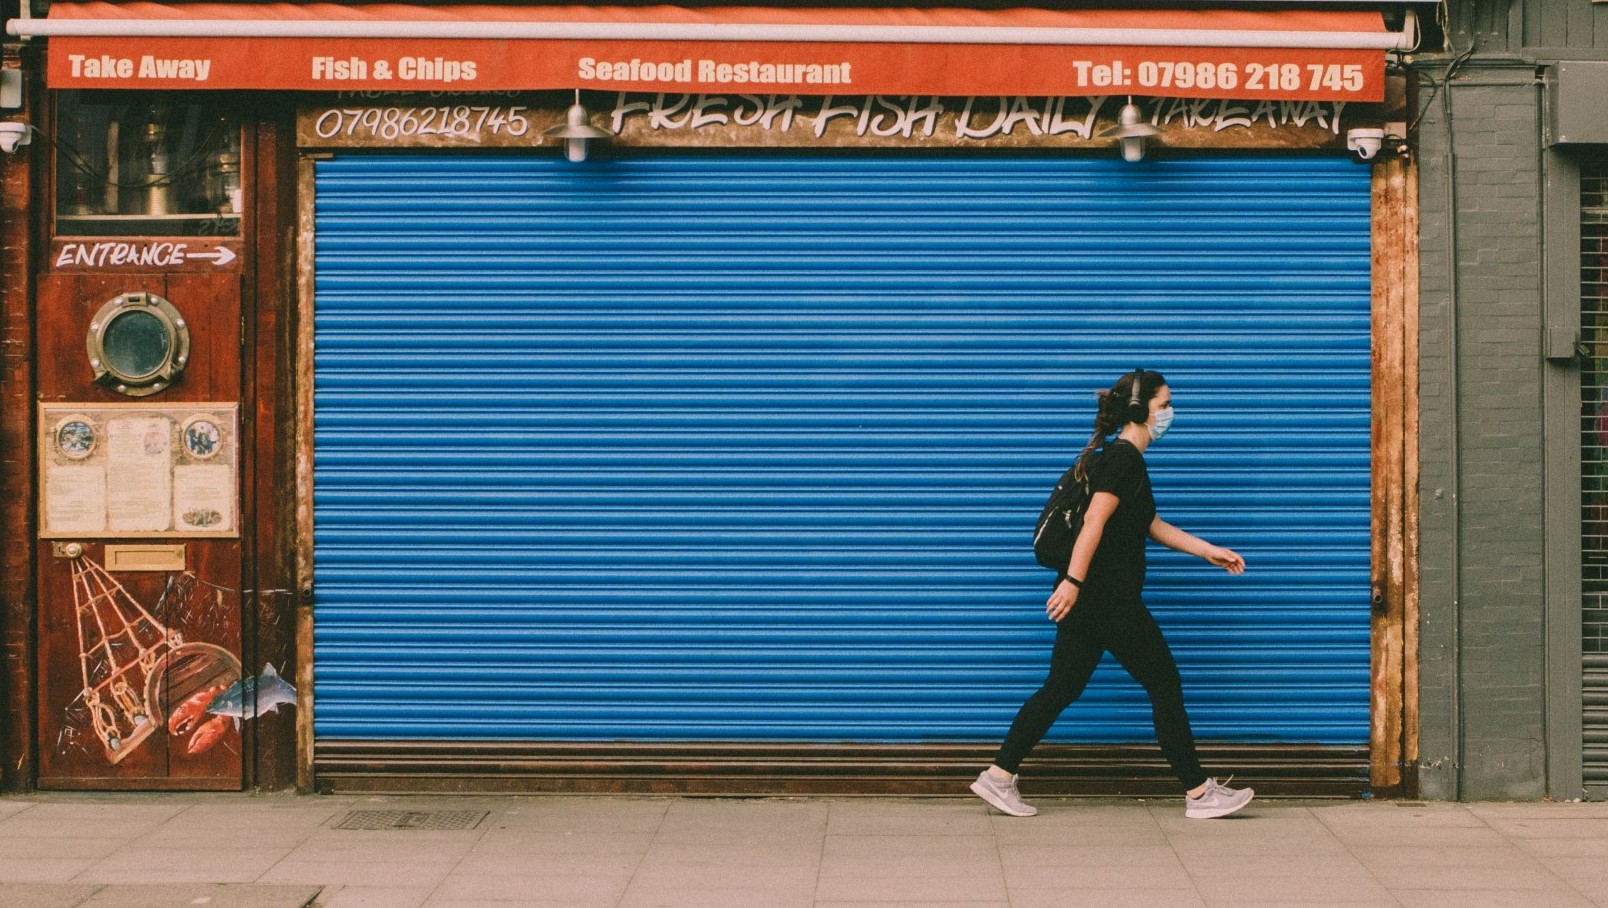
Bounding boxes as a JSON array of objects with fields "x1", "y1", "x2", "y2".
[{"x1": 186, "y1": 247, "x2": 237, "y2": 266}]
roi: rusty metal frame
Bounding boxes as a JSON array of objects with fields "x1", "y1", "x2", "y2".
[{"x1": 1369, "y1": 152, "x2": 1421, "y2": 797}]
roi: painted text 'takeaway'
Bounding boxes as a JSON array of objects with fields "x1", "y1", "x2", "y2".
[{"x1": 69, "y1": 54, "x2": 212, "y2": 82}]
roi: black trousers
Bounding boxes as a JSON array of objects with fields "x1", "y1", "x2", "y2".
[{"x1": 991, "y1": 593, "x2": 1209, "y2": 790}]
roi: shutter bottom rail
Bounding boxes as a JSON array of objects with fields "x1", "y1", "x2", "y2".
[{"x1": 313, "y1": 741, "x2": 1369, "y2": 797}]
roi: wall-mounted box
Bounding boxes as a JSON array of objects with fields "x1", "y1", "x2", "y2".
[{"x1": 1550, "y1": 62, "x2": 1608, "y2": 146}]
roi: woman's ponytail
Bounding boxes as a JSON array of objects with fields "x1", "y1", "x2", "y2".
[{"x1": 1071, "y1": 389, "x2": 1122, "y2": 483}]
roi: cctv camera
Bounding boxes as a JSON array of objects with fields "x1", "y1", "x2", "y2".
[
  {"x1": 0, "y1": 122, "x2": 30, "y2": 154},
  {"x1": 1346, "y1": 127, "x2": 1384, "y2": 162}
]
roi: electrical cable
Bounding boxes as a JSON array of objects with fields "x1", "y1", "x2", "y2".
[
  {"x1": 1439, "y1": 37, "x2": 1465, "y2": 803},
  {"x1": 1408, "y1": 40, "x2": 1476, "y2": 138},
  {"x1": 22, "y1": 119, "x2": 229, "y2": 190}
]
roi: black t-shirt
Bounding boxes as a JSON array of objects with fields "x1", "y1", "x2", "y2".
[{"x1": 1082, "y1": 439, "x2": 1157, "y2": 599}]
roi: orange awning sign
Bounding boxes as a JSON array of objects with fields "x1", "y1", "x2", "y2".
[{"x1": 17, "y1": 4, "x2": 1404, "y2": 102}]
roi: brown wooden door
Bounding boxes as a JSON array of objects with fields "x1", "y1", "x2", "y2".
[{"x1": 35, "y1": 270, "x2": 246, "y2": 790}]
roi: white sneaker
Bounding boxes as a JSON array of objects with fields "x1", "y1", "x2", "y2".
[
  {"x1": 970, "y1": 770, "x2": 1038, "y2": 817},
  {"x1": 1185, "y1": 776, "x2": 1254, "y2": 819}
]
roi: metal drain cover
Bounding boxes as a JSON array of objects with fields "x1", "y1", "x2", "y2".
[{"x1": 335, "y1": 809, "x2": 488, "y2": 831}]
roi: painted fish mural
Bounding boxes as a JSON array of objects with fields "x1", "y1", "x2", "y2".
[
  {"x1": 166, "y1": 664, "x2": 298, "y2": 756},
  {"x1": 206, "y1": 663, "x2": 297, "y2": 723}
]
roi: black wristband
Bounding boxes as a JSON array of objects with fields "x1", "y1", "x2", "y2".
[{"x1": 1062, "y1": 576, "x2": 1083, "y2": 588}]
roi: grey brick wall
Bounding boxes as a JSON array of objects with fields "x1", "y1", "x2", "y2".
[{"x1": 1414, "y1": 63, "x2": 1550, "y2": 799}]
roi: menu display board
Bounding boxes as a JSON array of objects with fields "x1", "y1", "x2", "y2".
[{"x1": 39, "y1": 403, "x2": 239, "y2": 538}]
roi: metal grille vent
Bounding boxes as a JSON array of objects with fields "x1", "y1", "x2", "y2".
[
  {"x1": 334, "y1": 810, "x2": 487, "y2": 831},
  {"x1": 1581, "y1": 161, "x2": 1608, "y2": 787}
]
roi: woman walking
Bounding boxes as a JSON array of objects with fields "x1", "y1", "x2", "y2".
[{"x1": 971, "y1": 369, "x2": 1254, "y2": 820}]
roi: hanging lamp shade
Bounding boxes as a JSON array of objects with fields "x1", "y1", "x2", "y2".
[
  {"x1": 1099, "y1": 102, "x2": 1161, "y2": 140},
  {"x1": 1099, "y1": 101, "x2": 1161, "y2": 162},
  {"x1": 543, "y1": 99, "x2": 613, "y2": 162}
]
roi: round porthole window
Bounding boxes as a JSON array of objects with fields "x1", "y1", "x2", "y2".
[{"x1": 86, "y1": 292, "x2": 191, "y2": 397}]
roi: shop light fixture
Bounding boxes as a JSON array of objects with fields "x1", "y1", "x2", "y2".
[
  {"x1": 543, "y1": 91, "x2": 613, "y2": 163},
  {"x1": 1099, "y1": 99, "x2": 1161, "y2": 163}
]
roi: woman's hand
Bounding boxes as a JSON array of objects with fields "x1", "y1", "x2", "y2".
[
  {"x1": 1204, "y1": 546, "x2": 1246, "y2": 575},
  {"x1": 1046, "y1": 579, "x2": 1080, "y2": 622}
]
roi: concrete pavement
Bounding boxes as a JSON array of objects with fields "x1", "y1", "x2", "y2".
[{"x1": 4, "y1": 791, "x2": 1608, "y2": 907}]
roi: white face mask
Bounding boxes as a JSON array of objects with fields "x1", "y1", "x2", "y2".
[{"x1": 1150, "y1": 406, "x2": 1175, "y2": 440}]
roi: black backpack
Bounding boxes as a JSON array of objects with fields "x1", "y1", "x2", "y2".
[{"x1": 1032, "y1": 462, "x2": 1093, "y2": 572}]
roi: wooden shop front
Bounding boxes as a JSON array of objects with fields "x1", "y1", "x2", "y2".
[{"x1": 0, "y1": 4, "x2": 1419, "y2": 795}]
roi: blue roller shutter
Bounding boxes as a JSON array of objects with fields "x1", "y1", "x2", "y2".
[{"x1": 312, "y1": 155, "x2": 1371, "y2": 746}]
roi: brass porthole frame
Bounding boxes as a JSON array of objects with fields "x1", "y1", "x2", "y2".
[{"x1": 86, "y1": 292, "x2": 191, "y2": 397}]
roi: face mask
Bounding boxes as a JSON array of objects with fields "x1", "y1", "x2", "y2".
[{"x1": 1150, "y1": 406, "x2": 1175, "y2": 440}]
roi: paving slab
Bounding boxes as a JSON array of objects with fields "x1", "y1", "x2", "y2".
[
  {"x1": 272, "y1": 831, "x2": 481, "y2": 866},
  {"x1": 1190, "y1": 876, "x2": 1399, "y2": 907},
  {"x1": 161, "y1": 804, "x2": 348, "y2": 831},
  {"x1": 1177, "y1": 853, "x2": 1378, "y2": 878},
  {"x1": 0, "y1": 857, "x2": 101, "y2": 883},
  {"x1": 0, "y1": 883, "x2": 324, "y2": 908},
  {"x1": 822, "y1": 833, "x2": 995, "y2": 860},
  {"x1": 1000, "y1": 842, "x2": 1183, "y2": 869},
  {"x1": 1534, "y1": 854, "x2": 1608, "y2": 885},
  {"x1": 625, "y1": 862, "x2": 818, "y2": 890},
  {"x1": 1312, "y1": 802, "x2": 1487, "y2": 828},
  {"x1": 1468, "y1": 802, "x2": 1608, "y2": 819},
  {"x1": 1391, "y1": 887, "x2": 1598, "y2": 908},
  {"x1": 616, "y1": 890, "x2": 813, "y2": 908},
  {"x1": 1519, "y1": 837, "x2": 1608, "y2": 858},
  {"x1": 1362, "y1": 838, "x2": 1540, "y2": 862},
  {"x1": 422, "y1": 901, "x2": 600, "y2": 908},
  {"x1": 0, "y1": 836, "x2": 130, "y2": 861},
  {"x1": 1156, "y1": 810, "x2": 1336, "y2": 840},
  {"x1": 424, "y1": 901, "x2": 611, "y2": 908},
  {"x1": 1557, "y1": 879, "x2": 1608, "y2": 907},
  {"x1": 309, "y1": 886, "x2": 434, "y2": 908},
  {"x1": 654, "y1": 799, "x2": 827, "y2": 844},
  {"x1": 992, "y1": 819, "x2": 1170, "y2": 846},
  {"x1": 470, "y1": 826, "x2": 652, "y2": 849},
  {"x1": 817, "y1": 902, "x2": 1010, "y2": 908},
  {"x1": 826, "y1": 799, "x2": 994, "y2": 836},
  {"x1": 0, "y1": 799, "x2": 39, "y2": 820},
  {"x1": 1196, "y1": 900, "x2": 1401, "y2": 908},
  {"x1": 0, "y1": 805, "x2": 191, "y2": 840},
  {"x1": 815, "y1": 869, "x2": 1010, "y2": 903},
  {"x1": 427, "y1": 866, "x2": 633, "y2": 904},
  {"x1": 1018, "y1": 801, "x2": 1173, "y2": 825},
  {"x1": 639, "y1": 840, "x2": 820, "y2": 870},
  {"x1": 489, "y1": 798, "x2": 668, "y2": 834},
  {"x1": 1328, "y1": 824, "x2": 1512, "y2": 847},
  {"x1": 1481, "y1": 817, "x2": 1608, "y2": 839},
  {"x1": 1365, "y1": 863, "x2": 1579, "y2": 891},
  {"x1": 1005, "y1": 862, "x2": 1197, "y2": 890},
  {"x1": 0, "y1": 883, "x2": 103, "y2": 908},
  {"x1": 1006, "y1": 891, "x2": 1206, "y2": 908},
  {"x1": 73, "y1": 844, "x2": 304, "y2": 886},
  {"x1": 261, "y1": 861, "x2": 457, "y2": 891}
]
